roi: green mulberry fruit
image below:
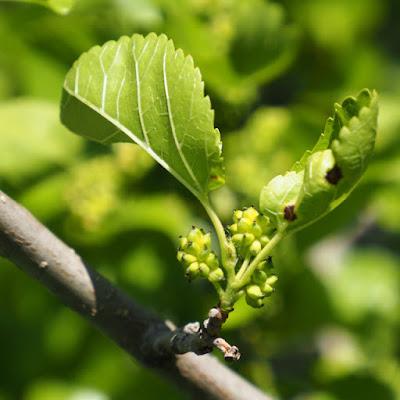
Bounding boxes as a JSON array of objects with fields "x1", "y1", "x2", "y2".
[
  {"x1": 229, "y1": 207, "x2": 272, "y2": 257},
  {"x1": 177, "y1": 227, "x2": 223, "y2": 282}
]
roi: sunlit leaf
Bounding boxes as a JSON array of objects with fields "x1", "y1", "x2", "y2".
[{"x1": 61, "y1": 33, "x2": 225, "y2": 201}]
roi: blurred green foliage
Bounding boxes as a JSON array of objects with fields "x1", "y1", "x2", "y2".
[{"x1": 0, "y1": 0, "x2": 400, "y2": 399}]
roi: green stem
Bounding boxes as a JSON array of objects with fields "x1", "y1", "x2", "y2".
[
  {"x1": 200, "y1": 198, "x2": 236, "y2": 282},
  {"x1": 233, "y1": 230, "x2": 284, "y2": 289},
  {"x1": 235, "y1": 252, "x2": 251, "y2": 281},
  {"x1": 210, "y1": 280, "x2": 225, "y2": 299}
]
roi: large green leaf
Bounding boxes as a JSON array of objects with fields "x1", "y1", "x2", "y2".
[
  {"x1": 61, "y1": 33, "x2": 224, "y2": 200},
  {"x1": 260, "y1": 89, "x2": 378, "y2": 232}
]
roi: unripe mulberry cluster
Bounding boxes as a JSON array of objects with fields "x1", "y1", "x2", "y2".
[
  {"x1": 244, "y1": 262, "x2": 278, "y2": 308},
  {"x1": 229, "y1": 207, "x2": 272, "y2": 257},
  {"x1": 229, "y1": 207, "x2": 278, "y2": 308},
  {"x1": 177, "y1": 227, "x2": 224, "y2": 283}
]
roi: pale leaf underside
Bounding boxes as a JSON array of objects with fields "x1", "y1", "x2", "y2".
[{"x1": 61, "y1": 33, "x2": 225, "y2": 199}]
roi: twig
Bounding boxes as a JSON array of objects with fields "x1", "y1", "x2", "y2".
[
  {"x1": 0, "y1": 190, "x2": 271, "y2": 400},
  {"x1": 152, "y1": 307, "x2": 240, "y2": 361}
]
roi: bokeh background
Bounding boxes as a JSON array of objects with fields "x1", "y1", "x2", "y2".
[{"x1": 1, "y1": 0, "x2": 400, "y2": 399}]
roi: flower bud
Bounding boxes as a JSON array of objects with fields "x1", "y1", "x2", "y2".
[
  {"x1": 187, "y1": 241, "x2": 202, "y2": 254},
  {"x1": 185, "y1": 262, "x2": 200, "y2": 279},
  {"x1": 183, "y1": 254, "x2": 197, "y2": 265},
  {"x1": 251, "y1": 223, "x2": 263, "y2": 237},
  {"x1": 249, "y1": 240, "x2": 262, "y2": 255},
  {"x1": 229, "y1": 223, "x2": 238, "y2": 234},
  {"x1": 253, "y1": 270, "x2": 267, "y2": 285},
  {"x1": 229, "y1": 207, "x2": 273, "y2": 257},
  {"x1": 199, "y1": 262, "x2": 210, "y2": 277},
  {"x1": 179, "y1": 236, "x2": 189, "y2": 249},
  {"x1": 205, "y1": 252, "x2": 219, "y2": 269},
  {"x1": 245, "y1": 295, "x2": 264, "y2": 308},
  {"x1": 203, "y1": 233, "x2": 211, "y2": 248},
  {"x1": 246, "y1": 284, "x2": 264, "y2": 300},
  {"x1": 243, "y1": 233, "x2": 255, "y2": 246},
  {"x1": 238, "y1": 218, "x2": 252, "y2": 232},
  {"x1": 177, "y1": 226, "x2": 220, "y2": 281},
  {"x1": 177, "y1": 250, "x2": 184, "y2": 262},
  {"x1": 232, "y1": 233, "x2": 244, "y2": 246},
  {"x1": 243, "y1": 207, "x2": 259, "y2": 221},
  {"x1": 266, "y1": 275, "x2": 278, "y2": 286},
  {"x1": 209, "y1": 268, "x2": 224, "y2": 282},
  {"x1": 262, "y1": 283, "x2": 274, "y2": 296},
  {"x1": 233, "y1": 210, "x2": 243, "y2": 222},
  {"x1": 256, "y1": 260, "x2": 267, "y2": 270},
  {"x1": 187, "y1": 227, "x2": 203, "y2": 242}
]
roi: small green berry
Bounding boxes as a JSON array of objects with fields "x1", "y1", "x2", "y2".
[
  {"x1": 243, "y1": 207, "x2": 259, "y2": 221},
  {"x1": 238, "y1": 218, "x2": 252, "y2": 232},
  {"x1": 177, "y1": 250, "x2": 184, "y2": 262},
  {"x1": 250, "y1": 223, "x2": 263, "y2": 237},
  {"x1": 233, "y1": 209, "x2": 243, "y2": 222},
  {"x1": 260, "y1": 235, "x2": 269, "y2": 246},
  {"x1": 266, "y1": 275, "x2": 278, "y2": 286},
  {"x1": 186, "y1": 262, "x2": 200, "y2": 279},
  {"x1": 183, "y1": 253, "x2": 197, "y2": 265},
  {"x1": 253, "y1": 270, "x2": 267, "y2": 285},
  {"x1": 256, "y1": 260, "x2": 267, "y2": 270},
  {"x1": 243, "y1": 233, "x2": 255, "y2": 246},
  {"x1": 229, "y1": 207, "x2": 273, "y2": 257},
  {"x1": 232, "y1": 233, "x2": 244, "y2": 246},
  {"x1": 209, "y1": 268, "x2": 224, "y2": 282},
  {"x1": 246, "y1": 284, "x2": 264, "y2": 300},
  {"x1": 199, "y1": 262, "x2": 210, "y2": 277},
  {"x1": 249, "y1": 240, "x2": 262, "y2": 255},
  {"x1": 179, "y1": 237, "x2": 189, "y2": 249},
  {"x1": 177, "y1": 226, "x2": 220, "y2": 282},
  {"x1": 245, "y1": 295, "x2": 264, "y2": 308},
  {"x1": 205, "y1": 252, "x2": 219, "y2": 269},
  {"x1": 262, "y1": 283, "x2": 274, "y2": 296}
]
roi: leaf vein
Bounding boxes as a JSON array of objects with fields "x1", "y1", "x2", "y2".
[{"x1": 162, "y1": 46, "x2": 202, "y2": 192}]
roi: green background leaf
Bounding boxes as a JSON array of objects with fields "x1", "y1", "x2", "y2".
[{"x1": 0, "y1": 98, "x2": 82, "y2": 185}]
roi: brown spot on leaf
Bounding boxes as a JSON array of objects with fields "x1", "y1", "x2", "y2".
[
  {"x1": 284, "y1": 205, "x2": 297, "y2": 221},
  {"x1": 326, "y1": 165, "x2": 342, "y2": 185}
]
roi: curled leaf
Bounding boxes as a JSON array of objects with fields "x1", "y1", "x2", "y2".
[
  {"x1": 259, "y1": 170, "x2": 303, "y2": 229},
  {"x1": 260, "y1": 89, "x2": 378, "y2": 232}
]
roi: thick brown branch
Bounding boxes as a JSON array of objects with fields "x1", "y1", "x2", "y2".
[{"x1": 0, "y1": 190, "x2": 272, "y2": 400}]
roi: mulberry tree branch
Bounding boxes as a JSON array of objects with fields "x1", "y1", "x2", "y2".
[
  {"x1": 151, "y1": 307, "x2": 240, "y2": 362},
  {"x1": 0, "y1": 190, "x2": 271, "y2": 400}
]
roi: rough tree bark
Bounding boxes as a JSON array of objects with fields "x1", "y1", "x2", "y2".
[{"x1": 0, "y1": 190, "x2": 273, "y2": 400}]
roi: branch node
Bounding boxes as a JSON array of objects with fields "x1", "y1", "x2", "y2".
[{"x1": 183, "y1": 322, "x2": 201, "y2": 334}]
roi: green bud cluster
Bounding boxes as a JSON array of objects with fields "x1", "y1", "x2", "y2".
[
  {"x1": 177, "y1": 227, "x2": 224, "y2": 282},
  {"x1": 229, "y1": 207, "x2": 271, "y2": 257},
  {"x1": 244, "y1": 263, "x2": 278, "y2": 308}
]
